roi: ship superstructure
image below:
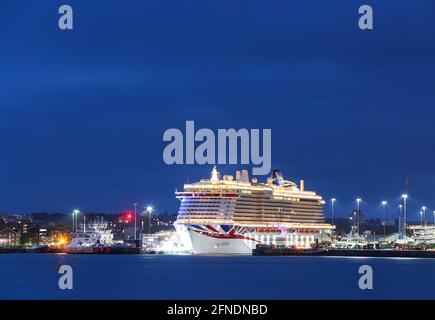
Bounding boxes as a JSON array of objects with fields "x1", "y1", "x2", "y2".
[{"x1": 175, "y1": 167, "x2": 333, "y2": 254}]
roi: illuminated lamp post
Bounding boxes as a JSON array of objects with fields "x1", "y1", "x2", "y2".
[
  {"x1": 420, "y1": 211, "x2": 423, "y2": 227},
  {"x1": 133, "y1": 203, "x2": 138, "y2": 241},
  {"x1": 73, "y1": 209, "x2": 80, "y2": 233},
  {"x1": 356, "y1": 198, "x2": 362, "y2": 234},
  {"x1": 381, "y1": 201, "x2": 387, "y2": 237},
  {"x1": 146, "y1": 206, "x2": 154, "y2": 236},
  {"x1": 331, "y1": 198, "x2": 336, "y2": 240},
  {"x1": 422, "y1": 206, "x2": 427, "y2": 228},
  {"x1": 402, "y1": 194, "x2": 408, "y2": 237}
]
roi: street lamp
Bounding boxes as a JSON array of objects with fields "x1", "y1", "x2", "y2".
[
  {"x1": 422, "y1": 206, "x2": 427, "y2": 227},
  {"x1": 420, "y1": 211, "x2": 423, "y2": 227},
  {"x1": 73, "y1": 209, "x2": 80, "y2": 233},
  {"x1": 331, "y1": 198, "x2": 336, "y2": 240},
  {"x1": 381, "y1": 201, "x2": 387, "y2": 218},
  {"x1": 402, "y1": 194, "x2": 408, "y2": 237},
  {"x1": 146, "y1": 206, "x2": 154, "y2": 235},
  {"x1": 72, "y1": 211, "x2": 75, "y2": 233},
  {"x1": 133, "y1": 203, "x2": 138, "y2": 241},
  {"x1": 399, "y1": 205, "x2": 403, "y2": 238},
  {"x1": 331, "y1": 198, "x2": 336, "y2": 225},
  {"x1": 356, "y1": 198, "x2": 362, "y2": 234},
  {"x1": 381, "y1": 201, "x2": 387, "y2": 237}
]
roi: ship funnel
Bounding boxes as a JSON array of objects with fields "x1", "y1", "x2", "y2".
[
  {"x1": 211, "y1": 166, "x2": 219, "y2": 181},
  {"x1": 235, "y1": 170, "x2": 241, "y2": 181},
  {"x1": 300, "y1": 179, "x2": 304, "y2": 191},
  {"x1": 241, "y1": 170, "x2": 249, "y2": 183}
]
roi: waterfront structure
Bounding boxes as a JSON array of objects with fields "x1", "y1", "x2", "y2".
[
  {"x1": 0, "y1": 227, "x2": 20, "y2": 246},
  {"x1": 175, "y1": 167, "x2": 333, "y2": 254},
  {"x1": 66, "y1": 219, "x2": 114, "y2": 250},
  {"x1": 408, "y1": 225, "x2": 435, "y2": 244}
]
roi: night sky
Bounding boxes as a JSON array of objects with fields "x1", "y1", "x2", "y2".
[{"x1": 1, "y1": 1, "x2": 435, "y2": 221}]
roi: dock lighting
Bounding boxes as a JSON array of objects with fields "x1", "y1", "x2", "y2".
[
  {"x1": 401, "y1": 194, "x2": 408, "y2": 237},
  {"x1": 381, "y1": 201, "x2": 387, "y2": 220},
  {"x1": 146, "y1": 206, "x2": 154, "y2": 235},
  {"x1": 72, "y1": 209, "x2": 80, "y2": 233},
  {"x1": 421, "y1": 206, "x2": 427, "y2": 225},
  {"x1": 133, "y1": 203, "x2": 138, "y2": 241},
  {"x1": 420, "y1": 211, "x2": 424, "y2": 227},
  {"x1": 356, "y1": 199, "x2": 362, "y2": 234},
  {"x1": 331, "y1": 198, "x2": 336, "y2": 225},
  {"x1": 422, "y1": 206, "x2": 427, "y2": 227}
]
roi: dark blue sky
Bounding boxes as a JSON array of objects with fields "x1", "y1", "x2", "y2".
[{"x1": 1, "y1": 1, "x2": 435, "y2": 221}]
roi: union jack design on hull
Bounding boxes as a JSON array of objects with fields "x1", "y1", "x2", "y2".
[
  {"x1": 175, "y1": 223, "x2": 259, "y2": 254},
  {"x1": 190, "y1": 224, "x2": 258, "y2": 242}
]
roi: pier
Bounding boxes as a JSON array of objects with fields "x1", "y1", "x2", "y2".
[{"x1": 252, "y1": 246, "x2": 435, "y2": 258}]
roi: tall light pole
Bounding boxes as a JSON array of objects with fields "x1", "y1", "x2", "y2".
[
  {"x1": 73, "y1": 209, "x2": 80, "y2": 233},
  {"x1": 422, "y1": 206, "x2": 427, "y2": 228},
  {"x1": 146, "y1": 206, "x2": 154, "y2": 236},
  {"x1": 331, "y1": 198, "x2": 336, "y2": 241},
  {"x1": 83, "y1": 214, "x2": 86, "y2": 234},
  {"x1": 72, "y1": 211, "x2": 75, "y2": 233},
  {"x1": 331, "y1": 198, "x2": 336, "y2": 225},
  {"x1": 433, "y1": 211, "x2": 435, "y2": 228},
  {"x1": 356, "y1": 198, "x2": 362, "y2": 234},
  {"x1": 133, "y1": 203, "x2": 138, "y2": 241},
  {"x1": 381, "y1": 201, "x2": 387, "y2": 237},
  {"x1": 382, "y1": 201, "x2": 387, "y2": 219},
  {"x1": 402, "y1": 194, "x2": 408, "y2": 238},
  {"x1": 399, "y1": 204, "x2": 403, "y2": 238},
  {"x1": 420, "y1": 211, "x2": 423, "y2": 227}
]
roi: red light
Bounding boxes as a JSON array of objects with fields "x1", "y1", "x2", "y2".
[{"x1": 122, "y1": 211, "x2": 135, "y2": 222}]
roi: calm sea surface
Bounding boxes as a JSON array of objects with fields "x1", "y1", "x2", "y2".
[{"x1": 0, "y1": 254, "x2": 434, "y2": 299}]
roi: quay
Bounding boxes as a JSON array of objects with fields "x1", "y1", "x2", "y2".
[
  {"x1": 0, "y1": 246, "x2": 141, "y2": 254},
  {"x1": 252, "y1": 246, "x2": 435, "y2": 258}
]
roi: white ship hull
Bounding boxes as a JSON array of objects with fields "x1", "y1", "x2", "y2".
[
  {"x1": 188, "y1": 228, "x2": 255, "y2": 254},
  {"x1": 175, "y1": 224, "x2": 256, "y2": 254},
  {"x1": 175, "y1": 223, "x2": 323, "y2": 254}
]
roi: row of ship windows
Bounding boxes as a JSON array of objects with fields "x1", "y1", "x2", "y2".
[
  {"x1": 181, "y1": 202, "x2": 323, "y2": 210},
  {"x1": 182, "y1": 199, "x2": 323, "y2": 206},
  {"x1": 180, "y1": 196, "x2": 321, "y2": 204},
  {"x1": 177, "y1": 216, "x2": 323, "y2": 223},
  {"x1": 178, "y1": 212, "x2": 324, "y2": 219},
  {"x1": 179, "y1": 207, "x2": 323, "y2": 214}
]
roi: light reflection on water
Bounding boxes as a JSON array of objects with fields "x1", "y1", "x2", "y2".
[{"x1": 1, "y1": 253, "x2": 434, "y2": 300}]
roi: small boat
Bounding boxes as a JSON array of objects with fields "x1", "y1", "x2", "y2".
[{"x1": 26, "y1": 245, "x2": 49, "y2": 253}]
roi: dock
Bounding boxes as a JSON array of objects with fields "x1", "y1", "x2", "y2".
[{"x1": 252, "y1": 247, "x2": 435, "y2": 258}]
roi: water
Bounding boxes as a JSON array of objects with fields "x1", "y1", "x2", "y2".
[{"x1": 0, "y1": 254, "x2": 434, "y2": 299}]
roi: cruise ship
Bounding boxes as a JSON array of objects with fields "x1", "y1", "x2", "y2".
[{"x1": 175, "y1": 167, "x2": 333, "y2": 254}]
